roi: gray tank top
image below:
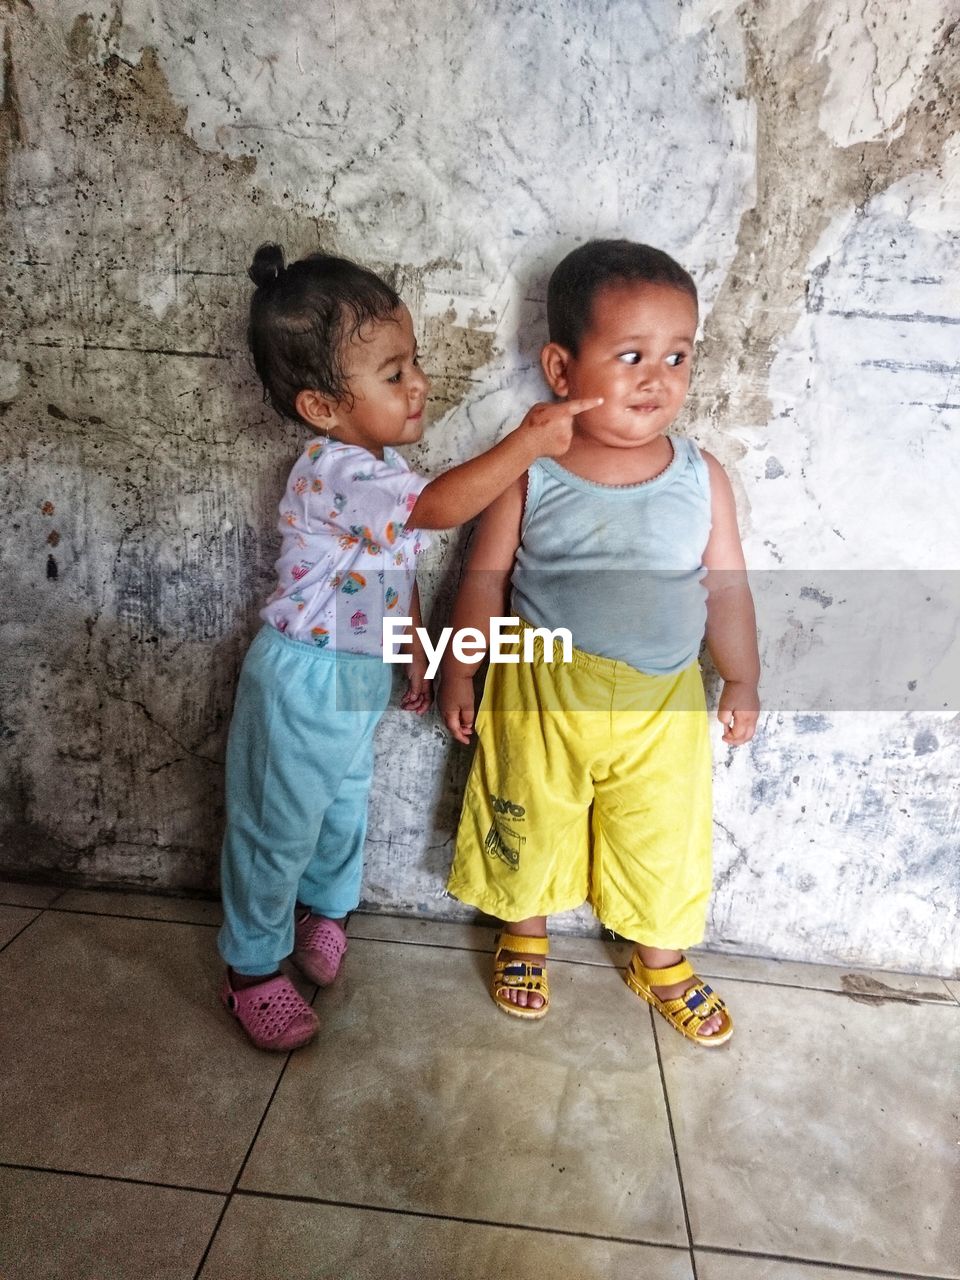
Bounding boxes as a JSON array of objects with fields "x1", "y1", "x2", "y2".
[{"x1": 510, "y1": 435, "x2": 712, "y2": 675}]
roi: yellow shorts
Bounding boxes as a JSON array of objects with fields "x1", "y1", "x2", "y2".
[{"x1": 447, "y1": 626, "x2": 713, "y2": 947}]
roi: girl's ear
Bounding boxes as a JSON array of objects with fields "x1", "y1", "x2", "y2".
[
  {"x1": 540, "y1": 342, "x2": 572, "y2": 398},
  {"x1": 295, "y1": 388, "x2": 337, "y2": 433}
]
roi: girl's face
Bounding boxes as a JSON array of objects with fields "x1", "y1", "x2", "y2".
[
  {"x1": 327, "y1": 305, "x2": 430, "y2": 458},
  {"x1": 543, "y1": 282, "x2": 697, "y2": 450}
]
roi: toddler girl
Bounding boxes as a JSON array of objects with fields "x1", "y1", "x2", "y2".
[{"x1": 218, "y1": 243, "x2": 599, "y2": 1050}]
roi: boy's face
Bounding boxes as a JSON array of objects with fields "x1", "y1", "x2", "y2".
[{"x1": 542, "y1": 282, "x2": 697, "y2": 449}]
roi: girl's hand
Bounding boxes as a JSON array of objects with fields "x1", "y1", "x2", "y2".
[
  {"x1": 717, "y1": 680, "x2": 760, "y2": 745},
  {"x1": 400, "y1": 654, "x2": 433, "y2": 715},
  {"x1": 440, "y1": 672, "x2": 476, "y2": 744},
  {"x1": 517, "y1": 397, "x2": 604, "y2": 458}
]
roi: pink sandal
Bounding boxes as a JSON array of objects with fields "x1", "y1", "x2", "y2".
[
  {"x1": 293, "y1": 911, "x2": 348, "y2": 986},
  {"x1": 220, "y1": 972, "x2": 319, "y2": 1052}
]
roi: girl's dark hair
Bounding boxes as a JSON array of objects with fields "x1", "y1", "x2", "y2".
[
  {"x1": 547, "y1": 239, "x2": 698, "y2": 354},
  {"x1": 247, "y1": 243, "x2": 402, "y2": 422}
]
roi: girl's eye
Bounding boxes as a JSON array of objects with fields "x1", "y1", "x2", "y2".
[
  {"x1": 386, "y1": 370, "x2": 402, "y2": 384},
  {"x1": 666, "y1": 353, "x2": 686, "y2": 367},
  {"x1": 617, "y1": 352, "x2": 641, "y2": 365}
]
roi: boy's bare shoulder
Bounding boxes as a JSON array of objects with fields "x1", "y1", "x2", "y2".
[
  {"x1": 467, "y1": 475, "x2": 526, "y2": 571},
  {"x1": 699, "y1": 447, "x2": 736, "y2": 492},
  {"x1": 485, "y1": 472, "x2": 527, "y2": 514}
]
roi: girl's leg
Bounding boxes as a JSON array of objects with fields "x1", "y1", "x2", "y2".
[
  {"x1": 218, "y1": 630, "x2": 386, "y2": 978},
  {"x1": 296, "y1": 734, "x2": 377, "y2": 920},
  {"x1": 218, "y1": 704, "x2": 344, "y2": 980},
  {"x1": 291, "y1": 737, "x2": 377, "y2": 985}
]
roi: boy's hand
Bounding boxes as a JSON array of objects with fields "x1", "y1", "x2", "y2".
[
  {"x1": 400, "y1": 653, "x2": 433, "y2": 715},
  {"x1": 517, "y1": 397, "x2": 604, "y2": 458},
  {"x1": 717, "y1": 680, "x2": 760, "y2": 745},
  {"x1": 440, "y1": 672, "x2": 476, "y2": 744}
]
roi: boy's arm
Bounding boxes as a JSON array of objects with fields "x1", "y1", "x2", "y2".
[
  {"x1": 407, "y1": 398, "x2": 600, "y2": 531},
  {"x1": 439, "y1": 477, "x2": 525, "y2": 744},
  {"x1": 702, "y1": 451, "x2": 760, "y2": 746},
  {"x1": 399, "y1": 582, "x2": 432, "y2": 716}
]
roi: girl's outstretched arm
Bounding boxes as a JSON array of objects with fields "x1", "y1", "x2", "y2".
[
  {"x1": 439, "y1": 477, "x2": 525, "y2": 743},
  {"x1": 407, "y1": 398, "x2": 600, "y2": 532},
  {"x1": 702, "y1": 451, "x2": 760, "y2": 746}
]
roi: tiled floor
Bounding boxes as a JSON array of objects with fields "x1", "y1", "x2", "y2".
[{"x1": 1, "y1": 881, "x2": 958, "y2": 1280}]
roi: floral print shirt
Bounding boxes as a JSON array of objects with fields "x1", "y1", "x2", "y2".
[{"x1": 260, "y1": 438, "x2": 430, "y2": 655}]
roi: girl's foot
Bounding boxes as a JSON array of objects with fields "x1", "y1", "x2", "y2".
[
  {"x1": 220, "y1": 970, "x2": 319, "y2": 1051},
  {"x1": 292, "y1": 907, "x2": 348, "y2": 986},
  {"x1": 228, "y1": 966, "x2": 281, "y2": 990},
  {"x1": 633, "y1": 945, "x2": 727, "y2": 1038}
]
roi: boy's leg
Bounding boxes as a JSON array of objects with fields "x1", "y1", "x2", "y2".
[
  {"x1": 591, "y1": 663, "x2": 728, "y2": 1038},
  {"x1": 448, "y1": 645, "x2": 611, "y2": 1013},
  {"x1": 447, "y1": 663, "x2": 600, "y2": 923}
]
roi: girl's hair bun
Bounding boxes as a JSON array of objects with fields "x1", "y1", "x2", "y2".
[{"x1": 248, "y1": 242, "x2": 286, "y2": 289}]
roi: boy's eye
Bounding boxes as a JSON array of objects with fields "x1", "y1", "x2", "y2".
[
  {"x1": 617, "y1": 351, "x2": 689, "y2": 367},
  {"x1": 386, "y1": 370, "x2": 402, "y2": 384}
]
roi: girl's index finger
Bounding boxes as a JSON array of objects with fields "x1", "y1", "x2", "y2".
[{"x1": 566, "y1": 397, "x2": 604, "y2": 413}]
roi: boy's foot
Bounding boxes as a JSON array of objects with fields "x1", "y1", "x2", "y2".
[
  {"x1": 292, "y1": 908, "x2": 348, "y2": 986},
  {"x1": 492, "y1": 931, "x2": 549, "y2": 1019},
  {"x1": 646, "y1": 953, "x2": 725, "y2": 1037},
  {"x1": 626, "y1": 947, "x2": 732, "y2": 1045},
  {"x1": 220, "y1": 970, "x2": 319, "y2": 1052}
]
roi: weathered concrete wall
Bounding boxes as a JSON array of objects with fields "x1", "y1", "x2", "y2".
[{"x1": 1, "y1": 1, "x2": 958, "y2": 973}]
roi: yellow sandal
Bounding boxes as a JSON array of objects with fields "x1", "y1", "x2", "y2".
[
  {"x1": 625, "y1": 955, "x2": 733, "y2": 1046},
  {"x1": 492, "y1": 932, "x2": 550, "y2": 1020}
]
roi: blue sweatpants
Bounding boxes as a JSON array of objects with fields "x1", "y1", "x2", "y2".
[{"x1": 218, "y1": 625, "x2": 392, "y2": 975}]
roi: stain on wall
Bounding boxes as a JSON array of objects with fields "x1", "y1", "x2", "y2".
[
  {"x1": 690, "y1": 10, "x2": 959, "y2": 479},
  {"x1": 1, "y1": 1, "x2": 957, "y2": 973}
]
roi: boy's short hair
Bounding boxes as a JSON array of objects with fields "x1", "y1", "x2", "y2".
[{"x1": 547, "y1": 240, "x2": 698, "y2": 354}]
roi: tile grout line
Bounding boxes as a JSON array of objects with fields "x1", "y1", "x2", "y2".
[
  {"x1": 648, "y1": 1006, "x2": 699, "y2": 1280},
  {"x1": 348, "y1": 933, "x2": 960, "y2": 1002},
  {"x1": 37, "y1": 905, "x2": 221, "y2": 929},
  {"x1": 1, "y1": 1161, "x2": 953, "y2": 1278},
  {"x1": 191, "y1": 993, "x2": 316, "y2": 1280},
  {"x1": 0, "y1": 1160, "x2": 222, "y2": 1198},
  {"x1": 3, "y1": 899, "x2": 957, "y2": 1004},
  {"x1": 229, "y1": 1186, "x2": 695, "y2": 1253},
  {"x1": 347, "y1": 935, "x2": 959, "y2": 1001},
  {"x1": 0, "y1": 910, "x2": 44, "y2": 955},
  {"x1": 695, "y1": 1242, "x2": 958, "y2": 1280}
]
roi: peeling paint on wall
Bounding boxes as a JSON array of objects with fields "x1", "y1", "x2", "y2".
[{"x1": 688, "y1": 9, "x2": 959, "y2": 473}]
